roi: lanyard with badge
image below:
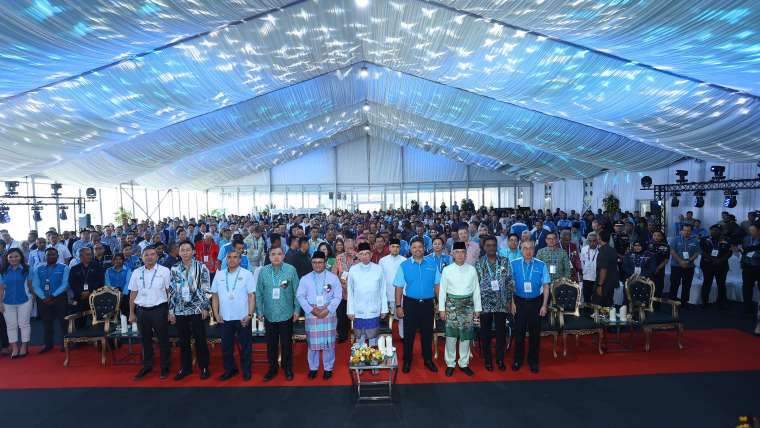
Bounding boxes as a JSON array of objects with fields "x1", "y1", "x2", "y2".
[
  {"x1": 141, "y1": 267, "x2": 158, "y2": 290},
  {"x1": 271, "y1": 267, "x2": 285, "y2": 300},
  {"x1": 633, "y1": 254, "x2": 643, "y2": 275},
  {"x1": 486, "y1": 258, "x2": 501, "y2": 291},
  {"x1": 313, "y1": 271, "x2": 326, "y2": 307},
  {"x1": 680, "y1": 238, "x2": 690, "y2": 260},
  {"x1": 521, "y1": 260, "x2": 535, "y2": 294},
  {"x1": 708, "y1": 239, "x2": 720, "y2": 258},
  {"x1": 81, "y1": 264, "x2": 92, "y2": 291},
  {"x1": 43, "y1": 265, "x2": 55, "y2": 296},
  {"x1": 225, "y1": 268, "x2": 241, "y2": 301}
]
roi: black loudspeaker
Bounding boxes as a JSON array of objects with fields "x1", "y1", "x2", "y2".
[
  {"x1": 78, "y1": 213, "x2": 91, "y2": 229},
  {"x1": 329, "y1": 192, "x2": 334, "y2": 200},
  {"x1": 650, "y1": 201, "x2": 661, "y2": 217}
]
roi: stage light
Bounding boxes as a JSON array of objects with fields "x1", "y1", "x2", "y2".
[
  {"x1": 86, "y1": 187, "x2": 97, "y2": 199},
  {"x1": 363, "y1": 124, "x2": 370, "y2": 131},
  {"x1": 50, "y1": 183, "x2": 63, "y2": 197},
  {"x1": 4, "y1": 181, "x2": 19, "y2": 196},
  {"x1": 710, "y1": 165, "x2": 726, "y2": 182},
  {"x1": 723, "y1": 190, "x2": 738, "y2": 208},
  {"x1": 670, "y1": 191, "x2": 680, "y2": 207},
  {"x1": 0, "y1": 205, "x2": 9, "y2": 224},
  {"x1": 675, "y1": 170, "x2": 688, "y2": 184},
  {"x1": 359, "y1": 66, "x2": 369, "y2": 78},
  {"x1": 694, "y1": 190, "x2": 705, "y2": 208},
  {"x1": 59, "y1": 206, "x2": 68, "y2": 221},
  {"x1": 355, "y1": 0, "x2": 369, "y2": 8},
  {"x1": 32, "y1": 206, "x2": 42, "y2": 223},
  {"x1": 640, "y1": 176, "x2": 652, "y2": 189},
  {"x1": 362, "y1": 102, "x2": 370, "y2": 112}
]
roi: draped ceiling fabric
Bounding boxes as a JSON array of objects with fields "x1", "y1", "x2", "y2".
[{"x1": 0, "y1": 0, "x2": 758, "y2": 189}]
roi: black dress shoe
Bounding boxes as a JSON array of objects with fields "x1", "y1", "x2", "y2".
[
  {"x1": 284, "y1": 367, "x2": 294, "y2": 381},
  {"x1": 308, "y1": 370, "x2": 318, "y2": 379},
  {"x1": 133, "y1": 367, "x2": 152, "y2": 380},
  {"x1": 497, "y1": 361, "x2": 506, "y2": 371},
  {"x1": 263, "y1": 367, "x2": 278, "y2": 382},
  {"x1": 159, "y1": 368, "x2": 169, "y2": 379},
  {"x1": 38, "y1": 346, "x2": 52, "y2": 355},
  {"x1": 199, "y1": 368, "x2": 210, "y2": 380},
  {"x1": 445, "y1": 367, "x2": 454, "y2": 377},
  {"x1": 242, "y1": 372, "x2": 252, "y2": 381},
  {"x1": 484, "y1": 362, "x2": 493, "y2": 371},
  {"x1": 173, "y1": 370, "x2": 192, "y2": 381},
  {"x1": 424, "y1": 360, "x2": 438, "y2": 373},
  {"x1": 512, "y1": 362, "x2": 522, "y2": 372},
  {"x1": 218, "y1": 370, "x2": 239, "y2": 381},
  {"x1": 323, "y1": 371, "x2": 333, "y2": 380},
  {"x1": 402, "y1": 362, "x2": 411, "y2": 373},
  {"x1": 459, "y1": 366, "x2": 475, "y2": 376},
  {"x1": 530, "y1": 364, "x2": 539, "y2": 374}
]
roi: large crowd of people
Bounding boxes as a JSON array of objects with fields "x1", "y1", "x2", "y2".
[{"x1": 0, "y1": 202, "x2": 758, "y2": 381}]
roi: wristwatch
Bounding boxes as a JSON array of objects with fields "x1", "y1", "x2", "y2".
[{"x1": 395, "y1": 304, "x2": 402, "y2": 308}]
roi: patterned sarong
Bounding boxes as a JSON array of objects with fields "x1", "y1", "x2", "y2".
[
  {"x1": 305, "y1": 314, "x2": 337, "y2": 351},
  {"x1": 445, "y1": 294, "x2": 475, "y2": 340}
]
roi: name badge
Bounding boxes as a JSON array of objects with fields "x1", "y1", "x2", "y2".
[
  {"x1": 634, "y1": 267, "x2": 641, "y2": 275},
  {"x1": 272, "y1": 288, "x2": 281, "y2": 300},
  {"x1": 44, "y1": 280, "x2": 51, "y2": 292},
  {"x1": 181, "y1": 287, "x2": 191, "y2": 302},
  {"x1": 228, "y1": 292, "x2": 235, "y2": 301},
  {"x1": 83, "y1": 283, "x2": 89, "y2": 291},
  {"x1": 747, "y1": 251, "x2": 755, "y2": 258},
  {"x1": 710, "y1": 249, "x2": 719, "y2": 257},
  {"x1": 549, "y1": 265, "x2": 556, "y2": 274},
  {"x1": 523, "y1": 281, "x2": 532, "y2": 294},
  {"x1": 490, "y1": 280, "x2": 500, "y2": 291},
  {"x1": 203, "y1": 255, "x2": 209, "y2": 263},
  {"x1": 316, "y1": 295, "x2": 325, "y2": 306},
  {"x1": 682, "y1": 251, "x2": 689, "y2": 259}
]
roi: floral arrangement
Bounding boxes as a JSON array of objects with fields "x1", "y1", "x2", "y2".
[{"x1": 350, "y1": 343, "x2": 386, "y2": 366}]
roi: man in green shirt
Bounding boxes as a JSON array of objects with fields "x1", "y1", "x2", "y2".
[
  {"x1": 535, "y1": 232, "x2": 571, "y2": 283},
  {"x1": 256, "y1": 246, "x2": 300, "y2": 382}
]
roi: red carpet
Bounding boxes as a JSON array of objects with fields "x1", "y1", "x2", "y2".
[{"x1": 1, "y1": 328, "x2": 759, "y2": 390}]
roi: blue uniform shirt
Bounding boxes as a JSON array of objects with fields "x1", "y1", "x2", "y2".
[
  {"x1": 31, "y1": 263, "x2": 69, "y2": 300},
  {"x1": 410, "y1": 234, "x2": 433, "y2": 253},
  {"x1": 510, "y1": 257, "x2": 550, "y2": 299},
  {"x1": 0, "y1": 266, "x2": 30, "y2": 305},
  {"x1": 668, "y1": 236, "x2": 701, "y2": 267},
  {"x1": 105, "y1": 266, "x2": 133, "y2": 296},
  {"x1": 498, "y1": 247, "x2": 522, "y2": 262},
  {"x1": 425, "y1": 253, "x2": 452, "y2": 273},
  {"x1": 393, "y1": 257, "x2": 441, "y2": 300}
]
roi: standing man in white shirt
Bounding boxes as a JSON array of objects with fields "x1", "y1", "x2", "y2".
[
  {"x1": 211, "y1": 251, "x2": 256, "y2": 381},
  {"x1": 46, "y1": 231, "x2": 72, "y2": 265},
  {"x1": 347, "y1": 242, "x2": 388, "y2": 347},
  {"x1": 378, "y1": 238, "x2": 406, "y2": 336},
  {"x1": 580, "y1": 232, "x2": 600, "y2": 304},
  {"x1": 128, "y1": 245, "x2": 172, "y2": 381}
]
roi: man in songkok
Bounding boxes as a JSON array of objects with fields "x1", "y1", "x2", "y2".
[
  {"x1": 347, "y1": 242, "x2": 388, "y2": 347},
  {"x1": 296, "y1": 251, "x2": 342, "y2": 380},
  {"x1": 438, "y1": 241, "x2": 481, "y2": 377}
]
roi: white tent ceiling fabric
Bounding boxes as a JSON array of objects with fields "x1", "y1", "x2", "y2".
[{"x1": 0, "y1": 0, "x2": 758, "y2": 188}]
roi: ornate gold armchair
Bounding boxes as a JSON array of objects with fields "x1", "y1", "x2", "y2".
[
  {"x1": 625, "y1": 276, "x2": 683, "y2": 351},
  {"x1": 63, "y1": 286, "x2": 121, "y2": 367},
  {"x1": 550, "y1": 278, "x2": 603, "y2": 357}
]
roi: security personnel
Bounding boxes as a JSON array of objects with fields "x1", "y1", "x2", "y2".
[
  {"x1": 611, "y1": 221, "x2": 630, "y2": 274},
  {"x1": 622, "y1": 241, "x2": 656, "y2": 281},
  {"x1": 699, "y1": 225, "x2": 731, "y2": 310},
  {"x1": 510, "y1": 239, "x2": 550, "y2": 374},
  {"x1": 740, "y1": 223, "x2": 760, "y2": 317},
  {"x1": 393, "y1": 238, "x2": 440, "y2": 373},
  {"x1": 668, "y1": 223, "x2": 701, "y2": 308},
  {"x1": 647, "y1": 230, "x2": 670, "y2": 301}
]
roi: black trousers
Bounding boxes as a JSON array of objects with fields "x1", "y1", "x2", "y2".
[
  {"x1": 701, "y1": 267, "x2": 728, "y2": 307},
  {"x1": 220, "y1": 320, "x2": 251, "y2": 374},
  {"x1": 582, "y1": 280, "x2": 595, "y2": 305},
  {"x1": 175, "y1": 314, "x2": 210, "y2": 371},
  {"x1": 742, "y1": 267, "x2": 760, "y2": 314},
  {"x1": 0, "y1": 310, "x2": 8, "y2": 349},
  {"x1": 38, "y1": 295, "x2": 67, "y2": 347},
  {"x1": 402, "y1": 297, "x2": 434, "y2": 365},
  {"x1": 336, "y1": 299, "x2": 349, "y2": 341},
  {"x1": 512, "y1": 296, "x2": 542, "y2": 367},
  {"x1": 137, "y1": 303, "x2": 170, "y2": 371},
  {"x1": 669, "y1": 266, "x2": 695, "y2": 304},
  {"x1": 479, "y1": 311, "x2": 507, "y2": 364},
  {"x1": 265, "y1": 318, "x2": 293, "y2": 369}
]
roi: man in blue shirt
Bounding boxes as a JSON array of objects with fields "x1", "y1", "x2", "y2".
[
  {"x1": 32, "y1": 248, "x2": 70, "y2": 353},
  {"x1": 668, "y1": 223, "x2": 701, "y2": 307},
  {"x1": 510, "y1": 240, "x2": 550, "y2": 373},
  {"x1": 531, "y1": 219, "x2": 549, "y2": 251},
  {"x1": 410, "y1": 223, "x2": 432, "y2": 254},
  {"x1": 393, "y1": 238, "x2": 441, "y2": 373}
]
